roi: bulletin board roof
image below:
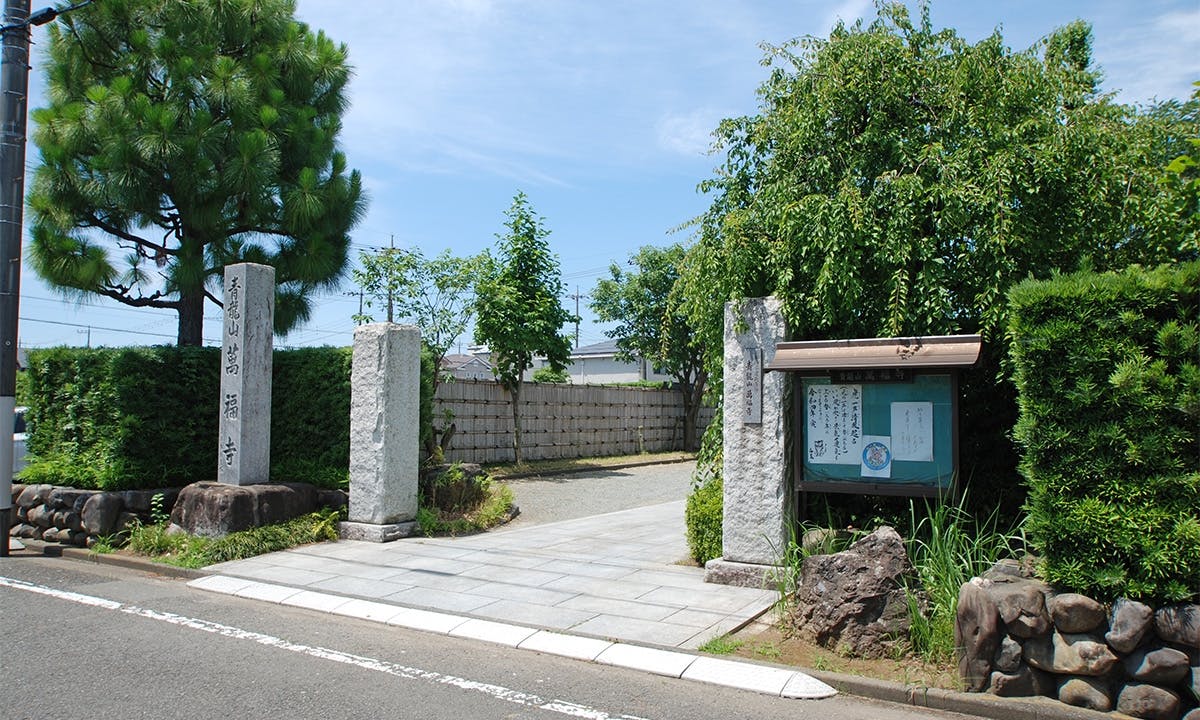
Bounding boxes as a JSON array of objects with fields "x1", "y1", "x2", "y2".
[{"x1": 767, "y1": 334, "x2": 981, "y2": 372}]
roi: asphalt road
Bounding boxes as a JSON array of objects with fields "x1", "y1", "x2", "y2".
[
  {"x1": 501, "y1": 461, "x2": 696, "y2": 528},
  {"x1": 0, "y1": 556, "x2": 971, "y2": 720}
]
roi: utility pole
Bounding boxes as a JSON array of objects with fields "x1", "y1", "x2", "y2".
[
  {"x1": 0, "y1": 0, "x2": 90, "y2": 556},
  {"x1": 386, "y1": 234, "x2": 394, "y2": 323},
  {"x1": 568, "y1": 285, "x2": 586, "y2": 349}
]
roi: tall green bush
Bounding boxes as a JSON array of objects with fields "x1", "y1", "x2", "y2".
[
  {"x1": 22, "y1": 344, "x2": 440, "y2": 490},
  {"x1": 1009, "y1": 262, "x2": 1200, "y2": 602},
  {"x1": 685, "y1": 410, "x2": 725, "y2": 564}
]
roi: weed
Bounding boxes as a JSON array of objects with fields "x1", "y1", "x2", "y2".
[
  {"x1": 753, "y1": 642, "x2": 782, "y2": 660},
  {"x1": 89, "y1": 534, "x2": 120, "y2": 554},
  {"x1": 810, "y1": 652, "x2": 834, "y2": 672},
  {"x1": 698, "y1": 635, "x2": 744, "y2": 655},
  {"x1": 149, "y1": 492, "x2": 169, "y2": 526}
]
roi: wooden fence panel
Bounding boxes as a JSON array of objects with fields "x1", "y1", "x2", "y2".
[{"x1": 433, "y1": 379, "x2": 714, "y2": 464}]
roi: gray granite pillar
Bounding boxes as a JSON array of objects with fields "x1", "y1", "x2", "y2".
[
  {"x1": 217, "y1": 263, "x2": 275, "y2": 486},
  {"x1": 705, "y1": 297, "x2": 791, "y2": 587},
  {"x1": 340, "y1": 323, "x2": 420, "y2": 542}
]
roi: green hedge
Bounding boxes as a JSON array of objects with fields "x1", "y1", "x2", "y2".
[
  {"x1": 22, "y1": 345, "x2": 435, "y2": 491},
  {"x1": 1009, "y1": 262, "x2": 1200, "y2": 602},
  {"x1": 685, "y1": 412, "x2": 725, "y2": 564}
]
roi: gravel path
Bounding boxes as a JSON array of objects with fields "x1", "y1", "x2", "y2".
[{"x1": 498, "y1": 460, "x2": 696, "y2": 528}]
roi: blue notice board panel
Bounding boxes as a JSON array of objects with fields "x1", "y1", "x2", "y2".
[{"x1": 801, "y1": 374, "x2": 955, "y2": 491}]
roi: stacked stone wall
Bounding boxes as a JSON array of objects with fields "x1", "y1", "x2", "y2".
[{"x1": 958, "y1": 569, "x2": 1199, "y2": 720}]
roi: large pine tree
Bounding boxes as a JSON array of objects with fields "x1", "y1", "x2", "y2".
[{"x1": 29, "y1": 0, "x2": 365, "y2": 345}]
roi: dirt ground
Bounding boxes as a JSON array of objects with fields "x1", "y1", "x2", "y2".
[{"x1": 726, "y1": 616, "x2": 962, "y2": 691}]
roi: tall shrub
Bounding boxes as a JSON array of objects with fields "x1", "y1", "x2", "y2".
[{"x1": 1009, "y1": 262, "x2": 1200, "y2": 601}]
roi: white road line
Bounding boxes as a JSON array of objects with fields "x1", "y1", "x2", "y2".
[{"x1": 0, "y1": 576, "x2": 650, "y2": 720}]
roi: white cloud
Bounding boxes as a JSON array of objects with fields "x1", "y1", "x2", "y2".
[{"x1": 656, "y1": 110, "x2": 723, "y2": 157}]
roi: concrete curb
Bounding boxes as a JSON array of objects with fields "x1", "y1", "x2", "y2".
[{"x1": 185, "y1": 574, "x2": 838, "y2": 700}]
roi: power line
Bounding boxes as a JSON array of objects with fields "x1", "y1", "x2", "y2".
[{"x1": 19, "y1": 316, "x2": 220, "y2": 344}]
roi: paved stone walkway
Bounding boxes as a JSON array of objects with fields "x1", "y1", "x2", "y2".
[{"x1": 204, "y1": 499, "x2": 776, "y2": 649}]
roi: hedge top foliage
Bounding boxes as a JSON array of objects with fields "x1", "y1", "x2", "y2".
[{"x1": 1009, "y1": 261, "x2": 1199, "y2": 602}]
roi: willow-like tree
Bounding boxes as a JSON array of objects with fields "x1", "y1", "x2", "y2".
[
  {"x1": 474, "y1": 193, "x2": 573, "y2": 465},
  {"x1": 676, "y1": 1, "x2": 1197, "y2": 514},
  {"x1": 29, "y1": 0, "x2": 365, "y2": 345},
  {"x1": 591, "y1": 244, "x2": 707, "y2": 450}
]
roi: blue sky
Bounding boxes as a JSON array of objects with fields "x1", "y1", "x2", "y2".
[{"x1": 15, "y1": 0, "x2": 1200, "y2": 352}]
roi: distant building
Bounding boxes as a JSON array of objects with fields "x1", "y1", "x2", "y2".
[
  {"x1": 530, "y1": 340, "x2": 673, "y2": 385},
  {"x1": 441, "y1": 353, "x2": 493, "y2": 381}
]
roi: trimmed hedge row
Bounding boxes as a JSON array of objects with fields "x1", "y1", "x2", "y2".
[
  {"x1": 1008, "y1": 262, "x2": 1200, "y2": 602},
  {"x1": 22, "y1": 344, "x2": 435, "y2": 491}
]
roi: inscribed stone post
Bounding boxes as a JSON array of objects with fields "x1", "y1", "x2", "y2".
[
  {"x1": 341, "y1": 323, "x2": 420, "y2": 542},
  {"x1": 705, "y1": 297, "x2": 790, "y2": 587},
  {"x1": 217, "y1": 263, "x2": 275, "y2": 486}
]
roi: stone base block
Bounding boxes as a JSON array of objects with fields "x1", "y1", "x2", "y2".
[
  {"x1": 704, "y1": 557, "x2": 789, "y2": 590},
  {"x1": 338, "y1": 520, "x2": 418, "y2": 543}
]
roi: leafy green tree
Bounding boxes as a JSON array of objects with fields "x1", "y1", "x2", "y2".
[
  {"x1": 474, "y1": 192, "x2": 573, "y2": 465},
  {"x1": 679, "y1": 2, "x2": 1196, "y2": 363},
  {"x1": 28, "y1": 0, "x2": 365, "y2": 346},
  {"x1": 676, "y1": 1, "x2": 1197, "y2": 514},
  {"x1": 352, "y1": 247, "x2": 479, "y2": 383},
  {"x1": 531, "y1": 366, "x2": 569, "y2": 383},
  {"x1": 591, "y1": 244, "x2": 708, "y2": 450}
]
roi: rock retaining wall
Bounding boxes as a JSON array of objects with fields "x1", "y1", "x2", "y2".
[
  {"x1": 7, "y1": 482, "x2": 348, "y2": 546},
  {"x1": 957, "y1": 568, "x2": 1199, "y2": 720}
]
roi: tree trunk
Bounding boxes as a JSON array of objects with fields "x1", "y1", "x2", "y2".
[
  {"x1": 177, "y1": 289, "x2": 205, "y2": 347},
  {"x1": 508, "y1": 380, "x2": 523, "y2": 465},
  {"x1": 679, "y1": 368, "x2": 708, "y2": 451}
]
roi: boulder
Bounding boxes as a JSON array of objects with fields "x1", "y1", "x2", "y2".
[
  {"x1": 81, "y1": 493, "x2": 123, "y2": 536},
  {"x1": 15, "y1": 484, "x2": 52, "y2": 509},
  {"x1": 45, "y1": 488, "x2": 93, "y2": 511},
  {"x1": 1189, "y1": 666, "x2": 1199, "y2": 704},
  {"x1": 956, "y1": 579, "x2": 1001, "y2": 691},
  {"x1": 121, "y1": 488, "x2": 181, "y2": 515},
  {"x1": 170, "y1": 482, "x2": 320, "y2": 538},
  {"x1": 1183, "y1": 710, "x2": 1200, "y2": 720},
  {"x1": 1058, "y1": 676, "x2": 1113, "y2": 712},
  {"x1": 1156, "y1": 605, "x2": 1200, "y2": 649},
  {"x1": 791, "y1": 526, "x2": 916, "y2": 658},
  {"x1": 1049, "y1": 593, "x2": 1107, "y2": 633},
  {"x1": 1108, "y1": 598, "x2": 1155, "y2": 654},
  {"x1": 1025, "y1": 631, "x2": 1119, "y2": 676},
  {"x1": 1116, "y1": 683, "x2": 1181, "y2": 720},
  {"x1": 1125, "y1": 646, "x2": 1190, "y2": 685},
  {"x1": 993, "y1": 635, "x2": 1023, "y2": 673},
  {"x1": 317, "y1": 489, "x2": 349, "y2": 511},
  {"x1": 988, "y1": 665, "x2": 1054, "y2": 698},
  {"x1": 25, "y1": 504, "x2": 53, "y2": 528},
  {"x1": 983, "y1": 577, "x2": 1052, "y2": 638},
  {"x1": 116, "y1": 512, "x2": 139, "y2": 533},
  {"x1": 12, "y1": 523, "x2": 35, "y2": 538}
]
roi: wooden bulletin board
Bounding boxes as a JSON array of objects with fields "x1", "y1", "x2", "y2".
[{"x1": 797, "y1": 373, "x2": 957, "y2": 497}]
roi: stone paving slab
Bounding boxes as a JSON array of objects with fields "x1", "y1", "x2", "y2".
[{"x1": 204, "y1": 499, "x2": 775, "y2": 650}]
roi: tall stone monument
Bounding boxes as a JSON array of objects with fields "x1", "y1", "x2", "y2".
[
  {"x1": 217, "y1": 263, "x2": 275, "y2": 486},
  {"x1": 340, "y1": 323, "x2": 420, "y2": 542},
  {"x1": 705, "y1": 297, "x2": 791, "y2": 587}
]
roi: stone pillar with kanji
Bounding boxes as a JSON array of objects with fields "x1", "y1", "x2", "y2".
[{"x1": 217, "y1": 263, "x2": 275, "y2": 486}]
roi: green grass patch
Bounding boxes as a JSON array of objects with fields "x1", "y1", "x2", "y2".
[
  {"x1": 697, "y1": 635, "x2": 744, "y2": 655},
  {"x1": 417, "y1": 484, "x2": 514, "y2": 536},
  {"x1": 117, "y1": 508, "x2": 342, "y2": 569}
]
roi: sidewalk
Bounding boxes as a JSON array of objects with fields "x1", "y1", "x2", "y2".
[{"x1": 202, "y1": 499, "x2": 775, "y2": 650}]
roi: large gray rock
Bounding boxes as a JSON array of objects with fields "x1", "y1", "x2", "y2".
[
  {"x1": 25, "y1": 504, "x2": 53, "y2": 528},
  {"x1": 1058, "y1": 676, "x2": 1113, "y2": 712},
  {"x1": 1049, "y1": 593, "x2": 1107, "y2": 633},
  {"x1": 956, "y1": 579, "x2": 1001, "y2": 691},
  {"x1": 1125, "y1": 646, "x2": 1191, "y2": 686},
  {"x1": 1116, "y1": 683, "x2": 1181, "y2": 720},
  {"x1": 1025, "y1": 631, "x2": 1119, "y2": 676},
  {"x1": 121, "y1": 489, "x2": 181, "y2": 515},
  {"x1": 81, "y1": 493, "x2": 123, "y2": 536},
  {"x1": 170, "y1": 482, "x2": 320, "y2": 537},
  {"x1": 983, "y1": 577, "x2": 1052, "y2": 638},
  {"x1": 1156, "y1": 605, "x2": 1200, "y2": 649},
  {"x1": 792, "y1": 526, "x2": 916, "y2": 658},
  {"x1": 1108, "y1": 598, "x2": 1155, "y2": 654}
]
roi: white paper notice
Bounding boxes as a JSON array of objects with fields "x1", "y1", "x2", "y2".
[
  {"x1": 805, "y1": 384, "x2": 863, "y2": 465},
  {"x1": 860, "y1": 435, "x2": 892, "y2": 478},
  {"x1": 890, "y1": 401, "x2": 934, "y2": 462}
]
